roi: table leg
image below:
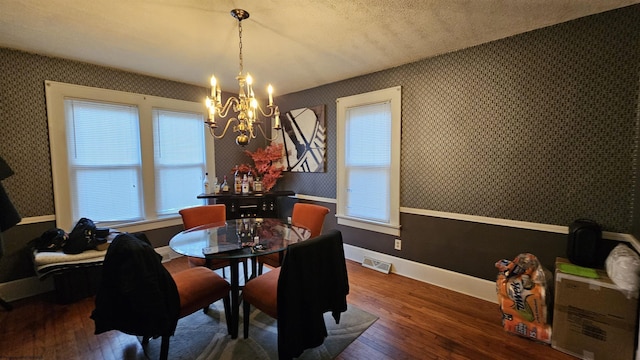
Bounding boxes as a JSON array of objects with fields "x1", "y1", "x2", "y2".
[
  {"x1": 250, "y1": 257, "x2": 258, "y2": 279},
  {"x1": 229, "y1": 258, "x2": 240, "y2": 339}
]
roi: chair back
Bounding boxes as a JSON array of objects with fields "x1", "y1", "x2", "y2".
[
  {"x1": 276, "y1": 229, "x2": 349, "y2": 358},
  {"x1": 179, "y1": 204, "x2": 226, "y2": 230},
  {"x1": 291, "y1": 203, "x2": 330, "y2": 238},
  {"x1": 92, "y1": 233, "x2": 180, "y2": 337}
]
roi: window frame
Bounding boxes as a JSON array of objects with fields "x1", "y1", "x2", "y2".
[
  {"x1": 45, "y1": 80, "x2": 215, "y2": 231},
  {"x1": 336, "y1": 86, "x2": 401, "y2": 236}
]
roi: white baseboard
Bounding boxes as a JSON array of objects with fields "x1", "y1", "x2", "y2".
[
  {"x1": 343, "y1": 244, "x2": 497, "y2": 304},
  {"x1": 0, "y1": 275, "x2": 54, "y2": 302}
]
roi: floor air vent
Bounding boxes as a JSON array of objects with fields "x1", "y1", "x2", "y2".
[{"x1": 362, "y1": 256, "x2": 391, "y2": 274}]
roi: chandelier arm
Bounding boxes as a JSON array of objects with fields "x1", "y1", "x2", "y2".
[
  {"x1": 256, "y1": 123, "x2": 279, "y2": 142},
  {"x1": 208, "y1": 118, "x2": 237, "y2": 139},
  {"x1": 217, "y1": 97, "x2": 240, "y2": 118},
  {"x1": 256, "y1": 104, "x2": 276, "y2": 118}
]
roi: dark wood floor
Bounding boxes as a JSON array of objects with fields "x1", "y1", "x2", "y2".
[{"x1": 0, "y1": 257, "x2": 574, "y2": 359}]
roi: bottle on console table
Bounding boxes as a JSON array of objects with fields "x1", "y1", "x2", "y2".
[
  {"x1": 213, "y1": 176, "x2": 220, "y2": 194},
  {"x1": 253, "y1": 177, "x2": 263, "y2": 193},
  {"x1": 247, "y1": 170, "x2": 254, "y2": 192},
  {"x1": 203, "y1": 172, "x2": 210, "y2": 194},
  {"x1": 234, "y1": 166, "x2": 242, "y2": 194},
  {"x1": 241, "y1": 174, "x2": 250, "y2": 194},
  {"x1": 221, "y1": 175, "x2": 229, "y2": 193}
]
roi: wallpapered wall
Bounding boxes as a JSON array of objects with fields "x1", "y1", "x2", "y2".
[
  {"x1": 276, "y1": 5, "x2": 640, "y2": 233},
  {"x1": 0, "y1": 50, "x2": 257, "y2": 219}
]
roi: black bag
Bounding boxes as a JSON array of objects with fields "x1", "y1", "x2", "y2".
[
  {"x1": 567, "y1": 219, "x2": 602, "y2": 268},
  {"x1": 32, "y1": 228, "x2": 68, "y2": 252},
  {"x1": 63, "y1": 217, "x2": 97, "y2": 254}
]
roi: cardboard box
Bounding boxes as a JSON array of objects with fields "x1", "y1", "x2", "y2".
[{"x1": 552, "y1": 258, "x2": 638, "y2": 360}]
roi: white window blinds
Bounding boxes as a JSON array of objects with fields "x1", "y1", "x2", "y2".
[
  {"x1": 345, "y1": 102, "x2": 391, "y2": 223},
  {"x1": 65, "y1": 99, "x2": 143, "y2": 222},
  {"x1": 153, "y1": 109, "x2": 206, "y2": 214}
]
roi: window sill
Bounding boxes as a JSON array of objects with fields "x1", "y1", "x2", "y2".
[
  {"x1": 103, "y1": 216, "x2": 183, "y2": 233},
  {"x1": 336, "y1": 215, "x2": 401, "y2": 236}
]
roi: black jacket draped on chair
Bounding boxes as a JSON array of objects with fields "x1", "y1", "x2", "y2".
[
  {"x1": 276, "y1": 229, "x2": 350, "y2": 359},
  {"x1": 91, "y1": 233, "x2": 180, "y2": 338}
]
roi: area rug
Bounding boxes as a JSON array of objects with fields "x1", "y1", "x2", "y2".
[{"x1": 139, "y1": 302, "x2": 377, "y2": 359}]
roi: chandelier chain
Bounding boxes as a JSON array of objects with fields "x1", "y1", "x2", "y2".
[{"x1": 238, "y1": 20, "x2": 243, "y2": 74}]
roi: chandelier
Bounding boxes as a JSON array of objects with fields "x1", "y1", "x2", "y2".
[{"x1": 205, "y1": 9, "x2": 281, "y2": 146}]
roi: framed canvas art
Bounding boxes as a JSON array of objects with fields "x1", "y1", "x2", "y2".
[{"x1": 274, "y1": 105, "x2": 326, "y2": 172}]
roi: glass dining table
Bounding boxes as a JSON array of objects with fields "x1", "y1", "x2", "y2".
[{"x1": 169, "y1": 217, "x2": 311, "y2": 339}]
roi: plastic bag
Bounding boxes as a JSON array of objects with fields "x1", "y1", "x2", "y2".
[
  {"x1": 605, "y1": 244, "x2": 640, "y2": 296},
  {"x1": 495, "y1": 253, "x2": 552, "y2": 343}
]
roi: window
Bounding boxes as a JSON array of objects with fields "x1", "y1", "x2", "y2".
[
  {"x1": 336, "y1": 86, "x2": 401, "y2": 236},
  {"x1": 64, "y1": 100, "x2": 143, "y2": 222},
  {"x1": 153, "y1": 109, "x2": 208, "y2": 215},
  {"x1": 46, "y1": 81, "x2": 214, "y2": 231}
]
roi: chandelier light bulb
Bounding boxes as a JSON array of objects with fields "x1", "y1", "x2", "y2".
[{"x1": 210, "y1": 76, "x2": 217, "y2": 100}]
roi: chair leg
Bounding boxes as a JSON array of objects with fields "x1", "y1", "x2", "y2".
[
  {"x1": 243, "y1": 300, "x2": 250, "y2": 339},
  {"x1": 222, "y1": 266, "x2": 226, "y2": 279},
  {"x1": 223, "y1": 295, "x2": 231, "y2": 335},
  {"x1": 160, "y1": 335, "x2": 170, "y2": 360},
  {"x1": 258, "y1": 261, "x2": 264, "y2": 275}
]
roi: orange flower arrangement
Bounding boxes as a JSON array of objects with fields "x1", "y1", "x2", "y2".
[{"x1": 233, "y1": 143, "x2": 285, "y2": 192}]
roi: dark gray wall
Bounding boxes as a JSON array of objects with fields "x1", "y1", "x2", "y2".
[
  {"x1": 275, "y1": 6, "x2": 640, "y2": 279},
  {"x1": 0, "y1": 5, "x2": 639, "y2": 284}
]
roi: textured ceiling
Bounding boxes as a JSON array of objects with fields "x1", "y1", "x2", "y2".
[{"x1": 0, "y1": 0, "x2": 638, "y2": 95}]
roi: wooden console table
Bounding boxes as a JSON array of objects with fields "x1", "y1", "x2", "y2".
[{"x1": 197, "y1": 191, "x2": 295, "y2": 219}]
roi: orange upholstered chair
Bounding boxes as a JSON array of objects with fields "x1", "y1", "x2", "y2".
[
  {"x1": 292, "y1": 203, "x2": 330, "y2": 237},
  {"x1": 257, "y1": 203, "x2": 330, "y2": 274},
  {"x1": 92, "y1": 233, "x2": 231, "y2": 360},
  {"x1": 179, "y1": 205, "x2": 248, "y2": 281},
  {"x1": 179, "y1": 204, "x2": 227, "y2": 230},
  {"x1": 155, "y1": 266, "x2": 231, "y2": 359},
  {"x1": 242, "y1": 230, "x2": 349, "y2": 359}
]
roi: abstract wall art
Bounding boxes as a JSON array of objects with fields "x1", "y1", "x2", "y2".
[{"x1": 274, "y1": 104, "x2": 326, "y2": 172}]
